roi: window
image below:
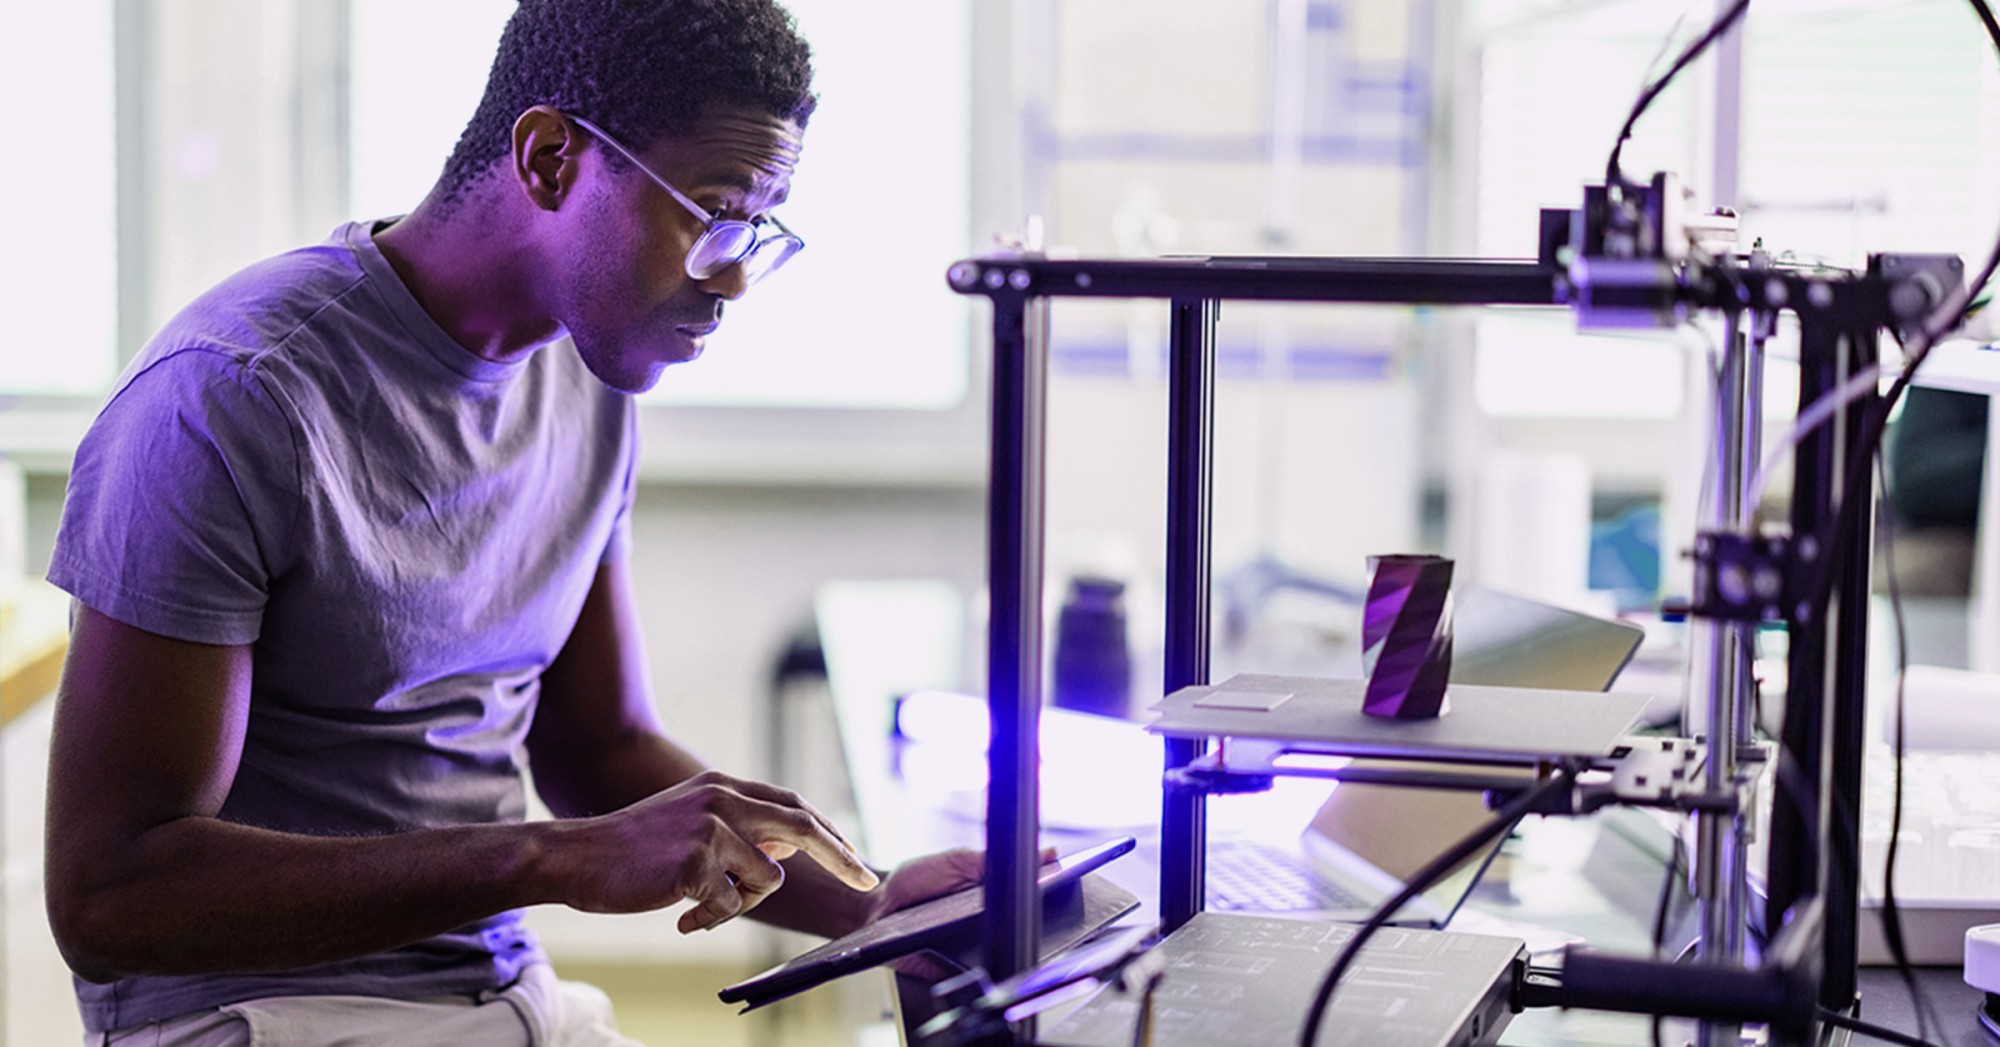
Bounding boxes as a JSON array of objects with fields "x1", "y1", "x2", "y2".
[
  {"x1": 2, "y1": 1, "x2": 973, "y2": 416},
  {"x1": 1466, "y1": 0, "x2": 2000, "y2": 422},
  {"x1": 348, "y1": 0, "x2": 515, "y2": 223},
  {"x1": 640, "y1": 0, "x2": 972, "y2": 409},
  {"x1": 0, "y1": 0, "x2": 117, "y2": 397}
]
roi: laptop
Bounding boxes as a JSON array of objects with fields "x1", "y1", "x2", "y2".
[{"x1": 1201, "y1": 586, "x2": 1645, "y2": 926}]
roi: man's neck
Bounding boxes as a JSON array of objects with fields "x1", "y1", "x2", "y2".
[{"x1": 374, "y1": 194, "x2": 563, "y2": 364}]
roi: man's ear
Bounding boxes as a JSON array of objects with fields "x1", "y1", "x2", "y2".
[{"x1": 511, "y1": 105, "x2": 585, "y2": 211}]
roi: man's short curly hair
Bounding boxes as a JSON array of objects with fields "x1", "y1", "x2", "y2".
[{"x1": 434, "y1": 0, "x2": 816, "y2": 208}]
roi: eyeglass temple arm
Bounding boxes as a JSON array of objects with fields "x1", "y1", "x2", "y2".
[{"x1": 564, "y1": 113, "x2": 713, "y2": 225}]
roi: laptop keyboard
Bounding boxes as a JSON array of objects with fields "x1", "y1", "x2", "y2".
[{"x1": 1203, "y1": 839, "x2": 1372, "y2": 913}]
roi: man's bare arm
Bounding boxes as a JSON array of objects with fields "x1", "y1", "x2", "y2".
[
  {"x1": 526, "y1": 558, "x2": 705, "y2": 816},
  {"x1": 528, "y1": 560, "x2": 973, "y2": 939},
  {"x1": 43, "y1": 604, "x2": 876, "y2": 983}
]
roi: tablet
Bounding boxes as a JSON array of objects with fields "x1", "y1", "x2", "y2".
[{"x1": 718, "y1": 836, "x2": 1137, "y2": 1009}]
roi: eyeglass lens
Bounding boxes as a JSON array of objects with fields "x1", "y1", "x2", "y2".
[
  {"x1": 686, "y1": 224, "x2": 759, "y2": 280},
  {"x1": 687, "y1": 225, "x2": 801, "y2": 283}
]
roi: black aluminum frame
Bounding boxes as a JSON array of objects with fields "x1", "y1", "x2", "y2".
[{"x1": 947, "y1": 251, "x2": 1882, "y2": 1039}]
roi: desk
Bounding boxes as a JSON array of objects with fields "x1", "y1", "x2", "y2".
[
  {"x1": 813, "y1": 580, "x2": 1165, "y2": 915},
  {"x1": 814, "y1": 579, "x2": 1991, "y2": 1045}
]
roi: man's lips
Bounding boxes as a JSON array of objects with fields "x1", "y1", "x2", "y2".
[{"x1": 675, "y1": 320, "x2": 719, "y2": 337}]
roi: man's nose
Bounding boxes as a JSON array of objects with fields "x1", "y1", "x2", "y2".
[{"x1": 696, "y1": 262, "x2": 751, "y2": 301}]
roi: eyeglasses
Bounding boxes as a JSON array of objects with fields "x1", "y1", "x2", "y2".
[{"x1": 566, "y1": 113, "x2": 804, "y2": 286}]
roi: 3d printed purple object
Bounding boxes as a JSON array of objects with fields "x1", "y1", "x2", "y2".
[{"x1": 1360, "y1": 554, "x2": 1455, "y2": 720}]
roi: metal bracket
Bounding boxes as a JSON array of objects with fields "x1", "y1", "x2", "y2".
[
  {"x1": 1871, "y1": 252, "x2": 1966, "y2": 343},
  {"x1": 1576, "y1": 736, "x2": 1730, "y2": 815},
  {"x1": 1688, "y1": 531, "x2": 1800, "y2": 622}
]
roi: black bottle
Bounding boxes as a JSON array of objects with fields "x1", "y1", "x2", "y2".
[{"x1": 1052, "y1": 575, "x2": 1133, "y2": 719}]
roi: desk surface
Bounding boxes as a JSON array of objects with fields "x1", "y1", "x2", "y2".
[{"x1": 814, "y1": 579, "x2": 1992, "y2": 1046}]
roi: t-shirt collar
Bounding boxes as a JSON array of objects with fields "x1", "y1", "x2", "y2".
[{"x1": 343, "y1": 219, "x2": 529, "y2": 384}]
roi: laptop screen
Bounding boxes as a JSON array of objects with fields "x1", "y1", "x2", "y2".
[{"x1": 1449, "y1": 587, "x2": 1644, "y2": 691}]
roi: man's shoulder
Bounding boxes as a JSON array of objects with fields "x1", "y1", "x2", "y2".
[{"x1": 150, "y1": 232, "x2": 375, "y2": 367}]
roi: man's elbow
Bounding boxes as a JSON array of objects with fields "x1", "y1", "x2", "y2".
[{"x1": 46, "y1": 878, "x2": 138, "y2": 983}]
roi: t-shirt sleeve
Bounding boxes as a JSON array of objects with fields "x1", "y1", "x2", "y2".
[{"x1": 48, "y1": 350, "x2": 301, "y2": 645}]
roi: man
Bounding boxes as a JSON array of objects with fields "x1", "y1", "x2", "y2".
[{"x1": 44, "y1": 1, "x2": 977, "y2": 1043}]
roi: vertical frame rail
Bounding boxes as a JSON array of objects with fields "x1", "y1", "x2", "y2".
[
  {"x1": 1767, "y1": 312, "x2": 1876, "y2": 1013},
  {"x1": 1824, "y1": 323, "x2": 1878, "y2": 1009},
  {"x1": 1769, "y1": 318, "x2": 1834, "y2": 983},
  {"x1": 1696, "y1": 313, "x2": 1752, "y2": 1047},
  {"x1": 1161, "y1": 298, "x2": 1221, "y2": 933},
  {"x1": 983, "y1": 288, "x2": 1047, "y2": 990}
]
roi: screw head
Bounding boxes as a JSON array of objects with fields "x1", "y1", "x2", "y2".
[
  {"x1": 1889, "y1": 280, "x2": 1929, "y2": 319},
  {"x1": 1719, "y1": 563, "x2": 1753, "y2": 605}
]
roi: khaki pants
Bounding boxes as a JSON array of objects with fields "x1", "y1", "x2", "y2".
[{"x1": 95, "y1": 963, "x2": 643, "y2": 1047}]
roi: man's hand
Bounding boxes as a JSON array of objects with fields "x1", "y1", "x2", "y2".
[
  {"x1": 868, "y1": 849, "x2": 984, "y2": 981},
  {"x1": 867, "y1": 847, "x2": 986, "y2": 923},
  {"x1": 545, "y1": 769, "x2": 878, "y2": 933},
  {"x1": 870, "y1": 847, "x2": 1057, "y2": 980},
  {"x1": 864, "y1": 845, "x2": 1063, "y2": 924}
]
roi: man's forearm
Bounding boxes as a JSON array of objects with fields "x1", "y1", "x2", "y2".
[
  {"x1": 53, "y1": 816, "x2": 564, "y2": 983},
  {"x1": 49, "y1": 596, "x2": 883, "y2": 983},
  {"x1": 56, "y1": 764, "x2": 880, "y2": 981}
]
